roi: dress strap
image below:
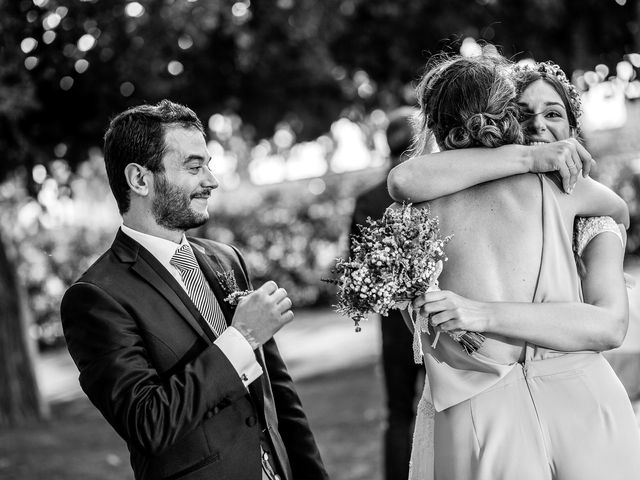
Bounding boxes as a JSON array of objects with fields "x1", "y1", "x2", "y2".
[{"x1": 574, "y1": 216, "x2": 623, "y2": 257}]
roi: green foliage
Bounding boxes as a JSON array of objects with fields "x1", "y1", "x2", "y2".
[
  {"x1": 203, "y1": 178, "x2": 358, "y2": 307},
  {"x1": 3, "y1": 0, "x2": 639, "y2": 182}
]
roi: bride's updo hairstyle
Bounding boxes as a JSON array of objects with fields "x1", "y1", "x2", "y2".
[
  {"x1": 512, "y1": 61, "x2": 583, "y2": 135},
  {"x1": 413, "y1": 53, "x2": 524, "y2": 153}
]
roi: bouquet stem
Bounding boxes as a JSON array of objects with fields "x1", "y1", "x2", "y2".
[{"x1": 430, "y1": 330, "x2": 441, "y2": 348}]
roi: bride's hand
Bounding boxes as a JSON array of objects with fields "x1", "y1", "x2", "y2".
[
  {"x1": 528, "y1": 138, "x2": 595, "y2": 194},
  {"x1": 412, "y1": 290, "x2": 490, "y2": 333}
]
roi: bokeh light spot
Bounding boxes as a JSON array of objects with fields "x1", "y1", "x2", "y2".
[
  {"x1": 74, "y1": 59, "x2": 89, "y2": 74},
  {"x1": 59, "y1": 76, "x2": 74, "y2": 90},
  {"x1": 232, "y1": 2, "x2": 249, "y2": 17},
  {"x1": 24, "y1": 56, "x2": 39, "y2": 70},
  {"x1": 167, "y1": 60, "x2": 184, "y2": 76},
  {"x1": 120, "y1": 81, "x2": 135, "y2": 97},
  {"x1": 32, "y1": 165, "x2": 47, "y2": 184},
  {"x1": 617, "y1": 61, "x2": 634, "y2": 81},
  {"x1": 584, "y1": 71, "x2": 600, "y2": 86},
  {"x1": 178, "y1": 34, "x2": 194, "y2": 50},
  {"x1": 125, "y1": 2, "x2": 145, "y2": 17},
  {"x1": 21, "y1": 37, "x2": 38, "y2": 54},
  {"x1": 628, "y1": 53, "x2": 640, "y2": 68},
  {"x1": 43, "y1": 30, "x2": 56, "y2": 44},
  {"x1": 54, "y1": 143, "x2": 68, "y2": 157},
  {"x1": 77, "y1": 33, "x2": 96, "y2": 52},
  {"x1": 308, "y1": 178, "x2": 326, "y2": 195},
  {"x1": 43, "y1": 12, "x2": 61, "y2": 30},
  {"x1": 274, "y1": 128, "x2": 295, "y2": 149},
  {"x1": 595, "y1": 64, "x2": 610, "y2": 80},
  {"x1": 460, "y1": 37, "x2": 482, "y2": 57}
]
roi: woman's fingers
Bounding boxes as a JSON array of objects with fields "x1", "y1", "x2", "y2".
[
  {"x1": 419, "y1": 299, "x2": 451, "y2": 318},
  {"x1": 575, "y1": 141, "x2": 595, "y2": 177},
  {"x1": 412, "y1": 290, "x2": 448, "y2": 309},
  {"x1": 429, "y1": 311, "x2": 456, "y2": 327},
  {"x1": 558, "y1": 161, "x2": 572, "y2": 194}
]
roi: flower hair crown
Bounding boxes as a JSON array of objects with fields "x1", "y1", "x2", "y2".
[{"x1": 512, "y1": 61, "x2": 583, "y2": 132}]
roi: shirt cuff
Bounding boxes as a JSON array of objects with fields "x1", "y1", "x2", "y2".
[{"x1": 214, "y1": 327, "x2": 263, "y2": 387}]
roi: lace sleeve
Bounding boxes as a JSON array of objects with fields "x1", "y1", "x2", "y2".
[{"x1": 573, "y1": 216, "x2": 623, "y2": 258}]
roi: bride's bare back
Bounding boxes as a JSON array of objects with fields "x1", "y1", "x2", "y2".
[{"x1": 424, "y1": 173, "x2": 543, "y2": 362}]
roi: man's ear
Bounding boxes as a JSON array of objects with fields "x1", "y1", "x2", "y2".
[{"x1": 124, "y1": 163, "x2": 151, "y2": 197}]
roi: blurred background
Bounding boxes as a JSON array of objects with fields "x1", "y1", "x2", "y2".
[{"x1": 2, "y1": 0, "x2": 640, "y2": 479}]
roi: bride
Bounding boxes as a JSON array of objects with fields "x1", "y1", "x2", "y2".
[{"x1": 388, "y1": 53, "x2": 640, "y2": 479}]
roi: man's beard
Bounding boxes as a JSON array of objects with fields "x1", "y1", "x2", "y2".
[{"x1": 151, "y1": 173, "x2": 210, "y2": 231}]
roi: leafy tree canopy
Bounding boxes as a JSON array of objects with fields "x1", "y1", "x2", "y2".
[{"x1": 1, "y1": 0, "x2": 638, "y2": 182}]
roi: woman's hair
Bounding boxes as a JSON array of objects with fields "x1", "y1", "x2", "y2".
[
  {"x1": 512, "y1": 61, "x2": 583, "y2": 135},
  {"x1": 412, "y1": 53, "x2": 524, "y2": 153},
  {"x1": 103, "y1": 99, "x2": 205, "y2": 214}
]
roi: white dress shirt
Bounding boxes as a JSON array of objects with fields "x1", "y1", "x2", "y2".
[{"x1": 121, "y1": 224, "x2": 263, "y2": 387}]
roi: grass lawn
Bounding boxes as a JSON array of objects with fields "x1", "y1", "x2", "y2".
[{"x1": 0, "y1": 362, "x2": 386, "y2": 480}]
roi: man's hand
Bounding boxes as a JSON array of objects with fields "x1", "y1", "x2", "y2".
[
  {"x1": 412, "y1": 290, "x2": 489, "y2": 334},
  {"x1": 231, "y1": 281, "x2": 293, "y2": 349},
  {"x1": 528, "y1": 138, "x2": 595, "y2": 194}
]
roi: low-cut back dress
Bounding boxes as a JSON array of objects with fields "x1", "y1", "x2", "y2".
[{"x1": 408, "y1": 175, "x2": 640, "y2": 480}]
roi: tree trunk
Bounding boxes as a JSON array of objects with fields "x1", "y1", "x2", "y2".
[{"x1": 0, "y1": 231, "x2": 49, "y2": 426}]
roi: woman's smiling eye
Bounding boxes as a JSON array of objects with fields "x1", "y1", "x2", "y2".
[{"x1": 545, "y1": 110, "x2": 563, "y2": 118}]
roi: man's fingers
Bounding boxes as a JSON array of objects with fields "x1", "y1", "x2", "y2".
[
  {"x1": 258, "y1": 281, "x2": 278, "y2": 294},
  {"x1": 281, "y1": 310, "x2": 294, "y2": 323},
  {"x1": 272, "y1": 287, "x2": 288, "y2": 303},
  {"x1": 278, "y1": 297, "x2": 293, "y2": 313}
]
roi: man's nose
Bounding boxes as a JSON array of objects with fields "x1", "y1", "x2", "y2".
[{"x1": 203, "y1": 164, "x2": 219, "y2": 189}]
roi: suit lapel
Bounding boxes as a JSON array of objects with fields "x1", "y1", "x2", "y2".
[
  {"x1": 191, "y1": 244, "x2": 234, "y2": 325},
  {"x1": 112, "y1": 230, "x2": 217, "y2": 344}
]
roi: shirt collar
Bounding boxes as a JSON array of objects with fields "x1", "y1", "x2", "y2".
[{"x1": 120, "y1": 224, "x2": 190, "y2": 267}]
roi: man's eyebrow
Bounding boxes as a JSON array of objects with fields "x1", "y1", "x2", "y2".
[{"x1": 183, "y1": 154, "x2": 210, "y2": 163}]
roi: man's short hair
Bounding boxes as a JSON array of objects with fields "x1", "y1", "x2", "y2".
[{"x1": 103, "y1": 99, "x2": 205, "y2": 214}]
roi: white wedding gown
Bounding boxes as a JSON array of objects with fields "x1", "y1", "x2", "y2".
[{"x1": 407, "y1": 216, "x2": 623, "y2": 480}]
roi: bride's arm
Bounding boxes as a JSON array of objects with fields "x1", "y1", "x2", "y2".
[
  {"x1": 565, "y1": 176, "x2": 630, "y2": 228},
  {"x1": 414, "y1": 232, "x2": 628, "y2": 352},
  {"x1": 387, "y1": 139, "x2": 593, "y2": 202}
]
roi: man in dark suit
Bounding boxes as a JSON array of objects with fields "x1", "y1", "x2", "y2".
[
  {"x1": 349, "y1": 108, "x2": 424, "y2": 480},
  {"x1": 61, "y1": 100, "x2": 329, "y2": 480}
]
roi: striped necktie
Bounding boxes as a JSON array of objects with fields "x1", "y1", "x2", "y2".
[{"x1": 170, "y1": 244, "x2": 227, "y2": 336}]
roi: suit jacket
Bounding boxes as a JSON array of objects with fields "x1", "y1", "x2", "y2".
[{"x1": 61, "y1": 229, "x2": 329, "y2": 480}]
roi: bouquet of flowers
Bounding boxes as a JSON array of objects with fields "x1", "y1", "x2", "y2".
[{"x1": 326, "y1": 203, "x2": 484, "y2": 356}]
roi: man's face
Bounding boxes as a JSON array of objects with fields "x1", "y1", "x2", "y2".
[{"x1": 150, "y1": 126, "x2": 218, "y2": 231}]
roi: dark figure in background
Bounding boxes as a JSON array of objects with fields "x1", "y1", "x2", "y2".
[
  {"x1": 61, "y1": 100, "x2": 328, "y2": 480},
  {"x1": 349, "y1": 108, "x2": 424, "y2": 480}
]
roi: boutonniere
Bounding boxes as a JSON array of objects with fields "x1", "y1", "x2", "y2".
[{"x1": 216, "y1": 270, "x2": 253, "y2": 306}]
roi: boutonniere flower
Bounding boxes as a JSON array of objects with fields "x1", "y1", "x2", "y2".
[{"x1": 216, "y1": 270, "x2": 253, "y2": 306}]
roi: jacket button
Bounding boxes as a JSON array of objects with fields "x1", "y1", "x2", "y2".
[
  {"x1": 245, "y1": 415, "x2": 257, "y2": 427},
  {"x1": 205, "y1": 411, "x2": 214, "y2": 419}
]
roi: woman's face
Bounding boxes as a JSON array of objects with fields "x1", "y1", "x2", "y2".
[{"x1": 517, "y1": 79, "x2": 572, "y2": 143}]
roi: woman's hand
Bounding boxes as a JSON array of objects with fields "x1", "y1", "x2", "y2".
[
  {"x1": 411, "y1": 290, "x2": 490, "y2": 334},
  {"x1": 528, "y1": 139, "x2": 595, "y2": 193}
]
